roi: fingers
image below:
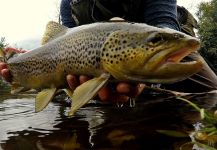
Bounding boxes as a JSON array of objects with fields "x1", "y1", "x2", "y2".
[
  {"x1": 1, "y1": 69, "x2": 12, "y2": 82},
  {"x1": 98, "y1": 86, "x2": 130, "y2": 103},
  {"x1": 0, "y1": 62, "x2": 7, "y2": 72},
  {"x1": 116, "y1": 82, "x2": 131, "y2": 94},
  {"x1": 66, "y1": 74, "x2": 79, "y2": 91},
  {"x1": 111, "y1": 94, "x2": 129, "y2": 103},
  {"x1": 116, "y1": 82, "x2": 146, "y2": 97},
  {"x1": 66, "y1": 75, "x2": 91, "y2": 90},
  {"x1": 98, "y1": 86, "x2": 110, "y2": 102},
  {"x1": 66, "y1": 74, "x2": 146, "y2": 104},
  {"x1": 98, "y1": 82, "x2": 146, "y2": 103},
  {"x1": 0, "y1": 62, "x2": 12, "y2": 82},
  {"x1": 0, "y1": 47, "x2": 27, "y2": 83},
  {"x1": 79, "y1": 75, "x2": 91, "y2": 84},
  {"x1": 4, "y1": 47, "x2": 27, "y2": 53}
]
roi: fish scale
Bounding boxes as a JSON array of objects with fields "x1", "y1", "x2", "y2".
[{"x1": 1, "y1": 21, "x2": 203, "y2": 115}]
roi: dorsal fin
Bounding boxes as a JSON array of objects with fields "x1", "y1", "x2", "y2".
[
  {"x1": 109, "y1": 17, "x2": 126, "y2": 22},
  {"x1": 41, "y1": 21, "x2": 68, "y2": 45}
]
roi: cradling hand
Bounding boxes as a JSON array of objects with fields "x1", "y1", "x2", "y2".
[{"x1": 66, "y1": 74, "x2": 146, "y2": 103}]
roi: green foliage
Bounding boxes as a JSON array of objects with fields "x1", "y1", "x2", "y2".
[
  {"x1": 0, "y1": 37, "x2": 7, "y2": 49},
  {"x1": 0, "y1": 37, "x2": 7, "y2": 87},
  {"x1": 197, "y1": 0, "x2": 217, "y2": 72},
  {"x1": 177, "y1": 97, "x2": 217, "y2": 149}
]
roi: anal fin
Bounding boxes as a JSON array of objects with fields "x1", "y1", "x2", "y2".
[
  {"x1": 35, "y1": 88, "x2": 57, "y2": 112},
  {"x1": 11, "y1": 82, "x2": 30, "y2": 94}
]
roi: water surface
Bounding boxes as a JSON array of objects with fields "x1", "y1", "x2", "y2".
[{"x1": 0, "y1": 87, "x2": 217, "y2": 150}]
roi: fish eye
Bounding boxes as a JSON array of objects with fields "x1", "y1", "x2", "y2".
[{"x1": 147, "y1": 35, "x2": 163, "y2": 46}]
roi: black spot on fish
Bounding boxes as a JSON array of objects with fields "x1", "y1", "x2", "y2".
[
  {"x1": 96, "y1": 57, "x2": 100, "y2": 63},
  {"x1": 92, "y1": 60, "x2": 96, "y2": 65}
]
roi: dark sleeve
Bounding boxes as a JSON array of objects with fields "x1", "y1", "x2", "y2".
[
  {"x1": 143, "y1": 0, "x2": 180, "y2": 31},
  {"x1": 60, "y1": 0, "x2": 76, "y2": 28}
]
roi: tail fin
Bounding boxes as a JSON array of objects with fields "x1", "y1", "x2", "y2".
[{"x1": 0, "y1": 47, "x2": 6, "y2": 62}]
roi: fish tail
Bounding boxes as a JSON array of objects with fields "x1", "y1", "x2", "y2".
[
  {"x1": 0, "y1": 47, "x2": 25, "y2": 63},
  {"x1": 0, "y1": 47, "x2": 6, "y2": 62}
]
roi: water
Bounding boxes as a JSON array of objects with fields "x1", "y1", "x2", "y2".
[{"x1": 0, "y1": 88, "x2": 217, "y2": 150}]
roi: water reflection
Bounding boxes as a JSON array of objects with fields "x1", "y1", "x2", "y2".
[{"x1": 0, "y1": 89, "x2": 217, "y2": 150}]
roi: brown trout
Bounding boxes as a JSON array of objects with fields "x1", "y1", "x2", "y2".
[{"x1": 0, "y1": 21, "x2": 203, "y2": 115}]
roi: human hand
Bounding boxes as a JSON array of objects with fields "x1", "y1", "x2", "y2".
[
  {"x1": 0, "y1": 47, "x2": 26, "y2": 82},
  {"x1": 66, "y1": 74, "x2": 146, "y2": 103},
  {"x1": 0, "y1": 62, "x2": 11, "y2": 82}
]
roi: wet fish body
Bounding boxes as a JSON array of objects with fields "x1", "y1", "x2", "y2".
[{"x1": 3, "y1": 21, "x2": 203, "y2": 115}]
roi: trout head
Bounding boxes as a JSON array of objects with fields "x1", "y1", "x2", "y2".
[{"x1": 101, "y1": 26, "x2": 203, "y2": 83}]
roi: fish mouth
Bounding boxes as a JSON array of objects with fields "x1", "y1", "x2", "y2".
[
  {"x1": 135, "y1": 39, "x2": 204, "y2": 83},
  {"x1": 162, "y1": 47, "x2": 197, "y2": 66},
  {"x1": 150, "y1": 40, "x2": 204, "y2": 83},
  {"x1": 149, "y1": 38, "x2": 200, "y2": 69}
]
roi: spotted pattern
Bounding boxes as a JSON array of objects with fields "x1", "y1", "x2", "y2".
[
  {"x1": 7, "y1": 22, "x2": 196, "y2": 88},
  {"x1": 101, "y1": 31, "x2": 152, "y2": 67}
]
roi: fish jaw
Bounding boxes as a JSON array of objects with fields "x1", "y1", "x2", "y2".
[{"x1": 147, "y1": 60, "x2": 203, "y2": 83}]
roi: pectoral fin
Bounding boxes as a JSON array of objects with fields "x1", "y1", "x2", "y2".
[
  {"x1": 35, "y1": 88, "x2": 57, "y2": 112},
  {"x1": 67, "y1": 73, "x2": 110, "y2": 116}
]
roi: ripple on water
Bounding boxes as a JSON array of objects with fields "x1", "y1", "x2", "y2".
[{"x1": 0, "y1": 98, "x2": 62, "y2": 142}]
